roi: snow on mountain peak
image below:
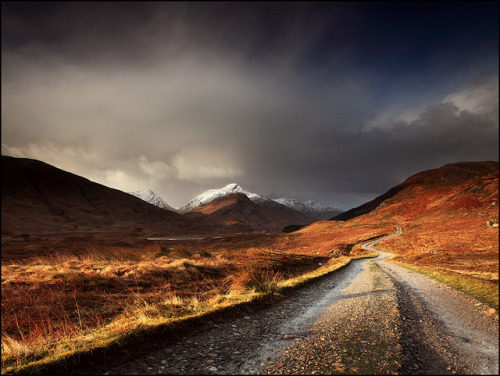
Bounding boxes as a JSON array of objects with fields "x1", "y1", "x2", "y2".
[
  {"x1": 128, "y1": 189, "x2": 176, "y2": 211},
  {"x1": 273, "y1": 197, "x2": 341, "y2": 215},
  {"x1": 179, "y1": 183, "x2": 343, "y2": 218},
  {"x1": 179, "y1": 183, "x2": 268, "y2": 212}
]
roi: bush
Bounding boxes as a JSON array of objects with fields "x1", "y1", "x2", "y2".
[{"x1": 230, "y1": 265, "x2": 282, "y2": 293}]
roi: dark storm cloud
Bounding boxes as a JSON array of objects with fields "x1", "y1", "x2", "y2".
[{"x1": 2, "y1": 2, "x2": 498, "y2": 210}]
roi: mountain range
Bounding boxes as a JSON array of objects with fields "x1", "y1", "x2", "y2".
[
  {"x1": 183, "y1": 191, "x2": 311, "y2": 231},
  {"x1": 127, "y1": 182, "x2": 342, "y2": 221},
  {"x1": 273, "y1": 197, "x2": 342, "y2": 220},
  {"x1": 1, "y1": 156, "x2": 322, "y2": 236},
  {"x1": 2, "y1": 155, "x2": 498, "y2": 252},
  {"x1": 178, "y1": 183, "x2": 342, "y2": 220}
]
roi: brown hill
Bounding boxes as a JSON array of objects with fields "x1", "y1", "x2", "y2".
[
  {"x1": 332, "y1": 161, "x2": 498, "y2": 223},
  {"x1": 184, "y1": 192, "x2": 311, "y2": 231},
  {"x1": 1, "y1": 155, "x2": 208, "y2": 237},
  {"x1": 329, "y1": 161, "x2": 499, "y2": 281}
]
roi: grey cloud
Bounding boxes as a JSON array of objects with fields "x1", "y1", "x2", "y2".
[{"x1": 2, "y1": 3, "x2": 498, "y2": 211}]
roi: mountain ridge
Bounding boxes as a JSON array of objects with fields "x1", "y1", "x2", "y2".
[
  {"x1": 331, "y1": 161, "x2": 499, "y2": 222},
  {"x1": 180, "y1": 183, "x2": 342, "y2": 220},
  {"x1": 273, "y1": 197, "x2": 343, "y2": 220},
  {"x1": 128, "y1": 189, "x2": 177, "y2": 212},
  {"x1": 1, "y1": 156, "x2": 206, "y2": 236},
  {"x1": 184, "y1": 192, "x2": 311, "y2": 231}
]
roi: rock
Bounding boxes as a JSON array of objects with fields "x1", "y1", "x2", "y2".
[
  {"x1": 486, "y1": 308, "x2": 496, "y2": 316},
  {"x1": 244, "y1": 316, "x2": 251, "y2": 320},
  {"x1": 208, "y1": 366, "x2": 218, "y2": 372}
]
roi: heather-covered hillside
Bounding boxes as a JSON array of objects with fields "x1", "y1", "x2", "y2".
[{"x1": 329, "y1": 161, "x2": 499, "y2": 281}]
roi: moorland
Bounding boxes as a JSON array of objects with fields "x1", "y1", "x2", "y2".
[{"x1": 1, "y1": 156, "x2": 498, "y2": 374}]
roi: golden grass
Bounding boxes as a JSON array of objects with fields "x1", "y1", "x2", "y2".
[
  {"x1": 390, "y1": 260, "x2": 499, "y2": 310},
  {"x1": 1, "y1": 236, "x2": 378, "y2": 375},
  {"x1": 6, "y1": 219, "x2": 493, "y2": 374}
]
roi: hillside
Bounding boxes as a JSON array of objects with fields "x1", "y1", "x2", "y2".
[
  {"x1": 327, "y1": 161, "x2": 499, "y2": 281},
  {"x1": 332, "y1": 161, "x2": 498, "y2": 223},
  {"x1": 1, "y1": 155, "x2": 206, "y2": 238},
  {"x1": 184, "y1": 192, "x2": 311, "y2": 231}
]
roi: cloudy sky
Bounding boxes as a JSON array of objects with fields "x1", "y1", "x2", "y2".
[{"x1": 2, "y1": 2, "x2": 498, "y2": 210}]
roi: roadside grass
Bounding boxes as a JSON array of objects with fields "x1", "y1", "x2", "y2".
[
  {"x1": 372, "y1": 224, "x2": 498, "y2": 310},
  {"x1": 390, "y1": 260, "x2": 499, "y2": 310},
  {"x1": 1, "y1": 241, "x2": 376, "y2": 375}
]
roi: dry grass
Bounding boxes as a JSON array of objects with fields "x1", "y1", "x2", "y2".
[
  {"x1": 390, "y1": 261, "x2": 499, "y2": 310},
  {"x1": 1, "y1": 230, "x2": 379, "y2": 374},
  {"x1": 4, "y1": 212, "x2": 496, "y2": 374}
]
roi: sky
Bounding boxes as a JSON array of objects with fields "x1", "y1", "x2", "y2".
[{"x1": 2, "y1": 2, "x2": 498, "y2": 211}]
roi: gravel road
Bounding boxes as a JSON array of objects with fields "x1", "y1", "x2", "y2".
[{"x1": 95, "y1": 227, "x2": 498, "y2": 375}]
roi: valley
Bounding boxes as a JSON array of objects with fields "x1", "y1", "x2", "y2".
[{"x1": 1, "y1": 156, "x2": 498, "y2": 374}]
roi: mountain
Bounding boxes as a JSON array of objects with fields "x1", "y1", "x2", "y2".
[
  {"x1": 1, "y1": 156, "x2": 206, "y2": 237},
  {"x1": 180, "y1": 183, "x2": 342, "y2": 220},
  {"x1": 180, "y1": 183, "x2": 344, "y2": 229},
  {"x1": 331, "y1": 161, "x2": 499, "y2": 223},
  {"x1": 327, "y1": 161, "x2": 498, "y2": 281},
  {"x1": 128, "y1": 189, "x2": 177, "y2": 211},
  {"x1": 179, "y1": 183, "x2": 268, "y2": 213},
  {"x1": 184, "y1": 192, "x2": 311, "y2": 231},
  {"x1": 273, "y1": 197, "x2": 343, "y2": 220}
]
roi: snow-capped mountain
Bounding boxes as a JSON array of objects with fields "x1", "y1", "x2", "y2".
[
  {"x1": 273, "y1": 197, "x2": 343, "y2": 220},
  {"x1": 179, "y1": 183, "x2": 343, "y2": 221},
  {"x1": 128, "y1": 189, "x2": 177, "y2": 211},
  {"x1": 273, "y1": 197, "x2": 339, "y2": 214},
  {"x1": 179, "y1": 183, "x2": 269, "y2": 213}
]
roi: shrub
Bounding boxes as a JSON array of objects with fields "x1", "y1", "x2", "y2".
[
  {"x1": 155, "y1": 247, "x2": 172, "y2": 258},
  {"x1": 230, "y1": 265, "x2": 282, "y2": 294},
  {"x1": 199, "y1": 250, "x2": 213, "y2": 258},
  {"x1": 172, "y1": 248, "x2": 192, "y2": 259}
]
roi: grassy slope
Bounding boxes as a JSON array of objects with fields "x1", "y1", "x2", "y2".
[{"x1": 1, "y1": 230, "x2": 380, "y2": 374}]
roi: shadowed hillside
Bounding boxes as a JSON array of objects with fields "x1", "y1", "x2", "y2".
[{"x1": 1, "y1": 155, "x2": 207, "y2": 237}]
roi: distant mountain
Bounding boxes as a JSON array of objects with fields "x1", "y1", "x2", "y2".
[
  {"x1": 1, "y1": 156, "x2": 207, "y2": 237},
  {"x1": 180, "y1": 183, "x2": 343, "y2": 227},
  {"x1": 273, "y1": 197, "x2": 343, "y2": 220},
  {"x1": 185, "y1": 192, "x2": 310, "y2": 231},
  {"x1": 179, "y1": 183, "x2": 268, "y2": 213},
  {"x1": 128, "y1": 189, "x2": 176, "y2": 211}
]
